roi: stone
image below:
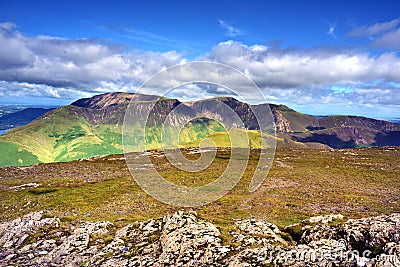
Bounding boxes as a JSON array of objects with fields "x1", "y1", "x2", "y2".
[
  {"x1": 304, "y1": 214, "x2": 344, "y2": 224},
  {"x1": 0, "y1": 211, "x2": 399, "y2": 266}
]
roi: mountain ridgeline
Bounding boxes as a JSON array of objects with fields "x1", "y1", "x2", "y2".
[{"x1": 0, "y1": 92, "x2": 399, "y2": 168}]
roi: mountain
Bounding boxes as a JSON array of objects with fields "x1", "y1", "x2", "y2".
[
  {"x1": 0, "y1": 92, "x2": 399, "y2": 168},
  {"x1": 0, "y1": 107, "x2": 54, "y2": 130},
  {"x1": 288, "y1": 115, "x2": 400, "y2": 148},
  {"x1": 71, "y1": 92, "x2": 159, "y2": 109},
  {"x1": 389, "y1": 118, "x2": 400, "y2": 124}
]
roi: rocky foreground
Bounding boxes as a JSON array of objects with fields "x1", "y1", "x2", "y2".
[{"x1": 0, "y1": 211, "x2": 399, "y2": 267}]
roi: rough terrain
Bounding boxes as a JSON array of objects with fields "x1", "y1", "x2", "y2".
[{"x1": 0, "y1": 211, "x2": 399, "y2": 266}]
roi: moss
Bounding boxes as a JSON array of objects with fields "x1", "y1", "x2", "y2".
[
  {"x1": 103, "y1": 235, "x2": 114, "y2": 244},
  {"x1": 327, "y1": 218, "x2": 346, "y2": 228},
  {"x1": 102, "y1": 251, "x2": 114, "y2": 259},
  {"x1": 60, "y1": 216, "x2": 75, "y2": 222},
  {"x1": 279, "y1": 231, "x2": 294, "y2": 243},
  {"x1": 147, "y1": 232, "x2": 161, "y2": 244},
  {"x1": 89, "y1": 232, "x2": 115, "y2": 246},
  {"x1": 283, "y1": 224, "x2": 304, "y2": 243}
]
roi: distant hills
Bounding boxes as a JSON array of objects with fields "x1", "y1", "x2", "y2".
[
  {"x1": 389, "y1": 119, "x2": 400, "y2": 124},
  {"x1": 0, "y1": 108, "x2": 54, "y2": 130},
  {"x1": 0, "y1": 92, "x2": 399, "y2": 168}
]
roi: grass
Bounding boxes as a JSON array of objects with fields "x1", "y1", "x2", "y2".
[
  {"x1": 0, "y1": 142, "x2": 40, "y2": 166},
  {"x1": 0, "y1": 147, "x2": 399, "y2": 245}
]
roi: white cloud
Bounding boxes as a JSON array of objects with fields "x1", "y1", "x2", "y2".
[
  {"x1": 349, "y1": 18, "x2": 400, "y2": 49},
  {"x1": 0, "y1": 22, "x2": 185, "y2": 98},
  {"x1": 371, "y1": 28, "x2": 400, "y2": 49},
  {"x1": 0, "y1": 22, "x2": 399, "y2": 118},
  {"x1": 0, "y1": 22, "x2": 16, "y2": 30},
  {"x1": 164, "y1": 83, "x2": 233, "y2": 102},
  {"x1": 218, "y1": 19, "x2": 243, "y2": 37},
  {"x1": 0, "y1": 80, "x2": 92, "y2": 99},
  {"x1": 350, "y1": 18, "x2": 400, "y2": 37},
  {"x1": 205, "y1": 41, "x2": 400, "y2": 88},
  {"x1": 203, "y1": 40, "x2": 400, "y2": 109}
]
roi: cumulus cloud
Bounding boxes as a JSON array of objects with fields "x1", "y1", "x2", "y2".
[
  {"x1": 205, "y1": 40, "x2": 400, "y2": 88},
  {"x1": 218, "y1": 19, "x2": 243, "y2": 37},
  {"x1": 0, "y1": 21, "x2": 399, "y2": 118},
  {"x1": 0, "y1": 80, "x2": 93, "y2": 99},
  {"x1": 203, "y1": 40, "x2": 400, "y2": 108},
  {"x1": 0, "y1": 22, "x2": 185, "y2": 99},
  {"x1": 163, "y1": 83, "x2": 233, "y2": 102}
]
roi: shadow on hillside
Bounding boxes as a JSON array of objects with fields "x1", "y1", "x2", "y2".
[
  {"x1": 372, "y1": 131, "x2": 400, "y2": 146},
  {"x1": 306, "y1": 126, "x2": 326, "y2": 131},
  {"x1": 292, "y1": 133, "x2": 357, "y2": 149}
]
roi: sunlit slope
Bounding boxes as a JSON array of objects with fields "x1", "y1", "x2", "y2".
[
  {"x1": 182, "y1": 129, "x2": 329, "y2": 149},
  {"x1": 0, "y1": 105, "x2": 125, "y2": 167},
  {"x1": 0, "y1": 105, "x2": 245, "y2": 167}
]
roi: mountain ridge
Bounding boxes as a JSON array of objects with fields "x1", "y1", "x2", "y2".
[
  {"x1": 0, "y1": 92, "x2": 399, "y2": 168},
  {"x1": 71, "y1": 92, "x2": 160, "y2": 109}
]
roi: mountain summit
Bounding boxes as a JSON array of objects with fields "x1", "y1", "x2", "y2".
[{"x1": 71, "y1": 92, "x2": 159, "y2": 109}]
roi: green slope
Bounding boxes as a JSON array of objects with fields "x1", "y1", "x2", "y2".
[
  {"x1": 0, "y1": 106, "x2": 254, "y2": 167},
  {"x1": 0, "y1": 105, "x2": 126, "y2": 167}
]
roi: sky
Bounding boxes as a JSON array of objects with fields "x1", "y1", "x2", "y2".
[{"x1": 0, "y1": 0, "x2": 399, "y2": 120}]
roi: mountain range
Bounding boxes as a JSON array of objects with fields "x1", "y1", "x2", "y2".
[{"x1": 0, "y1": 92, "x2": 399, "y2": 168}]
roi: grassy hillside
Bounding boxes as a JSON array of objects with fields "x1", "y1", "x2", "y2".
[
  {"x1": 0, "y1": 106, "x2": 259, "y2": 168},
  {"x1": 0, "y1": 147, "x2": 398, "y2": 233},
  {"x1": 0, "y1": 105, "x2": 124, "y2": 167}
]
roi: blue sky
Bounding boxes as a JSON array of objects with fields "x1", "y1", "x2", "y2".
[{"x1": 0, "y1": 0, "x2": 399, "y2": 119}]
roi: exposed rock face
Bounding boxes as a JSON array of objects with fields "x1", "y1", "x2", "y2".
[
  {"x1": 189, "y1": 97, "x2": 263, "y2": 130},
  {"x1": 0, "y1": 211, "x2": 59, "y2": 249},
  {"x1": 0, "y1": 211, "x2": 399, "y2": 267},
  {"x1": 70, "y1": 93, "x2": 196, "y2": 126},
  {"x1": 273, "y1": 110, "x2": 291, "y2": 133}
]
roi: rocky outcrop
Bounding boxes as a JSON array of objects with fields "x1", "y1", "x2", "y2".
[
  {"x1": 273, "y1": 109, "x2": 291, "y2": 133},
  {"x1": 0, "y1": 211, "x2": 399, "y2": 266}
]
